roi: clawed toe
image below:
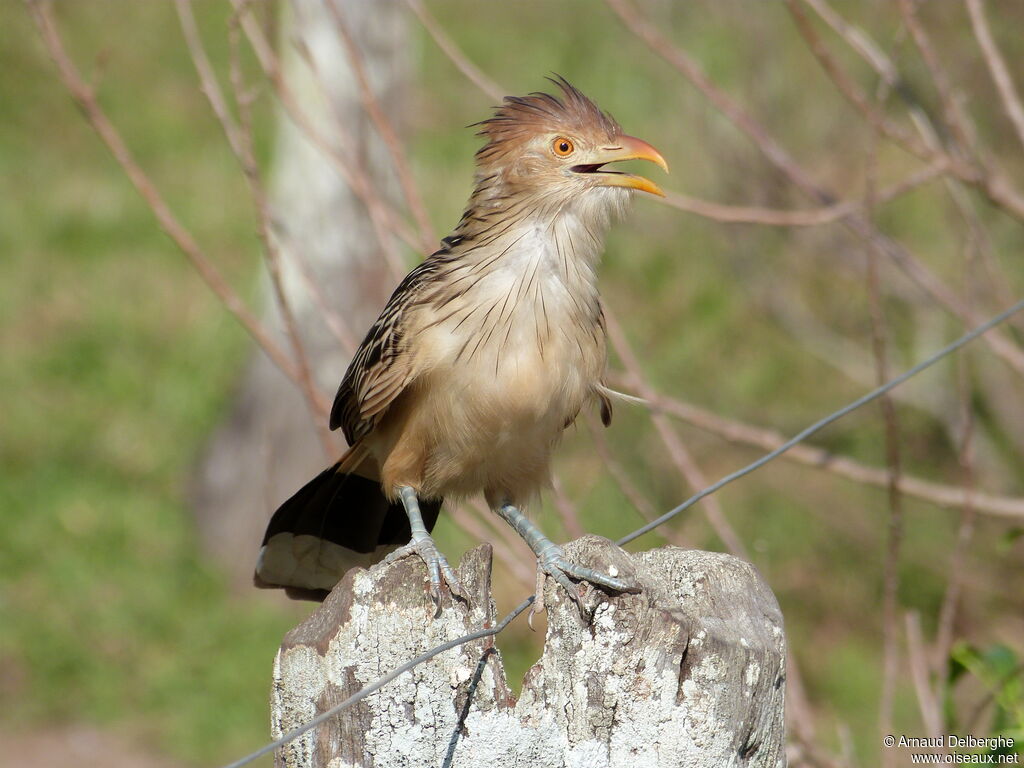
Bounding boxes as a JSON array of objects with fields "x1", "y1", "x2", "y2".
[
  {"x1": 535, "y1": 545, "x2": 637, "y2": 618},
  {"x1": 386, "y1": 537, "x2": 466, "y2": 616}
]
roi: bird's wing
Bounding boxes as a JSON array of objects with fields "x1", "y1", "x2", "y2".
[{"x1": 330, "y1": 256, "x2": 445, "y2": 444}]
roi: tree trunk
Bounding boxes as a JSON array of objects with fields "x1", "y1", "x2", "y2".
[
  {"x1": 272, "y1": 536, "x2": 787, "y2": 767},
  {"x1": 190, "y1": 0, "x2": 409, "y2": 586}
]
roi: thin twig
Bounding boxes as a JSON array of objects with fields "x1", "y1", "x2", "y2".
[
  {"x1": 25, "y1": 0, "x2": 311, "y2": 401},
  {"x1": 325, "y1": 0, "x2": 437, "y2": 253},
  {"x1": 403, "y1": 0, "x2": 505, "y2": 103},
  {"x1": 807, "y1": 0, "x2": 1020, "y2": 334},
  {"x1": 604, "y1": 312, "x2": 749, "y2": 559},
  {"x1": 584, "y1": 414, "x2": 684, "y2": 544},
  {"x1": 606, "y1": 0, "x2": 1024, "y2": 380},
  {"x1": 230, "y1": 0, "x2": 414, "y2": 279},
  {"x1": 895, "y1": 0, "x2": 977, "y2": 157},
  {"x1": 786, "y1": 0, "x2": 1024, "y2": 220},
  {"x1": 175, "y1": 0, "x2": 245, "y2": 159},
  {"x1": 660, "y1": 159, "x2": 947, "y2": 227},
  {"x1": 934, "y1": 287, "x2": 979, "y2": 678},
  {"x1": 862, "y1": 94, "x2": 905, "y2": 767},
  {"x1": 550, "y1": 473, "x2": 585, "y2": 541},
  {"x1": 278, "y1": 231, "x2": 360, "y2": 354},
  {"x1": 611, "y1": 382, "x2": 1024, "y2": 520},
  {"x1": 447, "y1": 503, "x2": 535, "y2": 589},
  {"x1": 227, "y1": 21, "x2": 333, "y2": 448},
  {"x1": 787, "y1": 0, "x2": 934, "y2": 164},
  {"x1": 906, "y1": 612, "x2": 944, "y2": 740},
  {"x1": 965, "y1": 0, "x2": 1024, "y2": 154}
]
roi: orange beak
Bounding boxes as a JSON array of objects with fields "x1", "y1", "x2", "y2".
[{"x1": 573, "y1": 134, "x2": 669, "y2": 197}]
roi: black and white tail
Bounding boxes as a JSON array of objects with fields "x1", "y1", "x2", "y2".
[{"x1": 253, "y1": 455, "x2": 442, "y2": 601}]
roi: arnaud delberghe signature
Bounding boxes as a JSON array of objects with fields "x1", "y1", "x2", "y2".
[{"x1": 897, "y1": 735, "x2": 1016, "y2": 751}]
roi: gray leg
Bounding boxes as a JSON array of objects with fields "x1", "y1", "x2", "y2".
[
  {"x1": 384, "y1": 486, "x2": 465, "y2": 615},
  {"x1": 495, "y1": 503, "x2": 632, "y2": 615}
]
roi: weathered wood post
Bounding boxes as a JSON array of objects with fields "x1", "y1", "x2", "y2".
[{"x1": 271, "y1": 536, "x2": 787, "y2": 767}]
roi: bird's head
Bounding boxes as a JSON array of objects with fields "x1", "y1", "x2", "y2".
[{"x1": 472, "y1": 77, "x2": 668, "y2": 217}]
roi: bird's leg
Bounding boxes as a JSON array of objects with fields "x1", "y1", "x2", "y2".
[
  {"x1": 384, "y1": 486, "x2": 465, "y2": 615},
  {"x1": 495, "y1": 503, "x2": 632, "y2": 618}
]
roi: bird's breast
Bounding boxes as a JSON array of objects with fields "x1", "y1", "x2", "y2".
[{"x1": 404, "y1": 247, "x2": 602, "y2": 479}]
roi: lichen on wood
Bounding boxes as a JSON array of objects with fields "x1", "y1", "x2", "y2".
[{"x1": 271, "y1": 536, "x2": 786, "y2": 768}]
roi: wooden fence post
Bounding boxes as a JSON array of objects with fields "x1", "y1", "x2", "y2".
[{"x1": 271, "y1": 535, "x2": 786, "y2": 767}]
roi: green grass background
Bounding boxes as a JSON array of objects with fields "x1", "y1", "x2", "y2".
[{"x1": 2, "y1": 1, "x2": 1022, "y2": 765}]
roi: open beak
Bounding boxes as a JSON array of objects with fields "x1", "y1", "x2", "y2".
[{"x1": 571, "y1": 134, "x2": 669, "y2": 197}]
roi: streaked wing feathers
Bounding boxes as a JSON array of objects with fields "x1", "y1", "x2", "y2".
[{"x1": 330, "y1": 255, "x2": 448, "y2": 444}]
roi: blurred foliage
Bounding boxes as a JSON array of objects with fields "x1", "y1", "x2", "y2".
[
  {"x1": 2, "y1": 0, "x2": 1023, "y2": 766},
  {"x1": 947, "y1": 643, "x2": 1024, "y2": 756}
]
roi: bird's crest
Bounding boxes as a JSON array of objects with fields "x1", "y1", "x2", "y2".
[{"x1": 474, "y1": 76, "x2": 621, "y2": 167}]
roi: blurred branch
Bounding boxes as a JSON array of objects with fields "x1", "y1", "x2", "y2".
[
  {"x1": 229, "y1": 0, "x2": 414, "y2": 279},
  {"x1": 786, "y1": 0, "x2": 1024, "y2": 221},
  {"x1": 324, "y1": 0, "x2": 437, "y2": 253},
  {"x1": 25, "y1": 0, "x2": 317, "y2": 405},
  {"x1": 965, "y1": 0, "x2": 1024, "y2": 154},
  {"x1": 660, "y1": 159, "x2": 948, "y2": 226},
  {"x1": 447, "y1": 502, "x2": 535, "y2": 589},
  {"x1": 906, "y1": 612, "x2": 944, "y2": 741},
  {"x1": 605, "y1": 312, "x2": 749, "y2": 559},
  {"x1": 175, "y1": 0, "x2": 245, "y2": 159},
  {"x1": 226, "y1": 20, "x2": 333, "y2": 446},
  {"x1": 617, "y1": 383, "x2": 1024, "y2": 520},
  {"x1": 550, "y1": 474, "x2": 585, "y2": 540},
  {"x1": 787, "y1": 0, "x2": 933, "y2": 163},
  {"x1": 276, "y1": 223, "x2": 360, "y2": 353},
  {"x1": 863, "y1": 95, "x2": 905, "y2": 766},
  {"x1": 895, "y1": 0, "x2": 977, "y2": 157},
  {"x1": 404, "y1": 0, "x2": 505, "y2": 102},
  {"x1": 934, "y1": 300, "x2": 979, "y2": 683},
  {"x1": 584, "y1": 414, "x2": 686, "y2": 545},
  {"x1": 803, "y1": 0, "x2": 1022, "y2": 331},
  {"x1": 606, "y1": 0, "x2": 1024, "y2": 382}
]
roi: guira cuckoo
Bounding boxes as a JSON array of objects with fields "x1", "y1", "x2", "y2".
[{"x1": 255, "y1": 77, "x2": 667, "y2": 614}]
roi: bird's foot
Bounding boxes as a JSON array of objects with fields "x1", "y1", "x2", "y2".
[
  {"x1": 385, "y1": 533, "x2": 466, "y2": 617},
  {"x1": 531, "y1": 540, "x2": 635, "y2": 621}
]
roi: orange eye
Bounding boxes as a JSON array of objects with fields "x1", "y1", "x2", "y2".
[{"x1": 552, "y1": 137, "x2": 575, "y2": 157}]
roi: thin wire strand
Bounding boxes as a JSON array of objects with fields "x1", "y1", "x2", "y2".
[
  {"x1": 618, "y1": 296, "x2": 1024, "y2": 546},
  {"x1": 219, "y1": 597, "x2": 533, "y2": 768},
  {"x1": 218, "y1": 296, "x2": 1024, "y2": 768}
]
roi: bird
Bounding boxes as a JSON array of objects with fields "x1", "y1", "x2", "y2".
[{"x1": 254, "y1": 76, "x2": 667, "y2": 615}]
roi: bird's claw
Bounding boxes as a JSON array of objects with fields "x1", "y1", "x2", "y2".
[
  {"x1": 385, "y1": 535, "x2": 466, "y2": 616},
  {"x1": 534, "y1": 543, "x2": 635, "y2": 619}
]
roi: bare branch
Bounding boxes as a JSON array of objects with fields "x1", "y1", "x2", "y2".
[
  {"x1": 895, "y1": 0, "x2": 977, "y2": 157},
  {"x1": 934, "y1": 336, "x2": 979, "y2": 678},
  {"x1": 604, "y1": 313, "x2": 749, "y2": 559},
  {"x1": 660, "y1": 159, "x2": 948, "y2": 226},
  {"x1": 863, "y1": 106, "x2": 905, "y2": 766},
  {"x1": 786, "y1": 0, "x2": 934, "y2": 163},
  {"x1": 550, "y1": 473, "x2": 584, "y2": 540},
  {"x1": 404, "y1": 0, "x2": 505, "y2": 103},
  {"x1": 965, "y1": 0, "x2": 1024, "y2": 154},
  {"x1": 584, "y1": 414, "x2": 683, "y2": 544},
  {"x1": 621, "y1": 386, "x2": 1024, "y2": 521},
  {"x1": 325, "y1": 0, "x2": 437, "y2": 253},
  {"x1": 175, "y1": 0, "x2": 246, "y2": 159},
  {"x1": 606, "y1": 0, "x2": 1024, "y2": 379},
  {"x1": 25, "y1": 0, "x2": 314, "y2": 404},
  {"x1": 906, "y1": 612, "x2": 944, "y2": 741},
  {"x1": 229, "y1": 0, "x2": 414, "y2": 279},
  {"x1": 226, "y1": 20, "x2": 333, "y2": 446}
]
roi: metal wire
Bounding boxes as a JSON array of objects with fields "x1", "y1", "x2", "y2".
[{"x1": 218, "y1": 296, "x2": 1024, "y2": 768}]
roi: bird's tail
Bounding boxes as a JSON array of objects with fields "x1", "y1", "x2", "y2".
[{"x1": 253, "y1": 447, "x2": 442, "y2": 601}]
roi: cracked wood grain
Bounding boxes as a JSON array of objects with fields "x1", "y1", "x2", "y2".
[{"x1": 271, "y1": 537, "x2": 786, "y2": 767}]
